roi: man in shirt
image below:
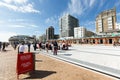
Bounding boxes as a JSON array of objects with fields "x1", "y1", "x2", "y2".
[{"x1": 18, "y1": 42, "x2": 25, "y2": 54}]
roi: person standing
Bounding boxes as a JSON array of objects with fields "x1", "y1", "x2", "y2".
[
  {"x1": 28, "y1": 42, "x2": 31, "y2": 52},
  {"x1": 59, "y1": 42, "x2": 62, "y2": 50},
  {"x1": 2, "y1": 42, "x2": 6, "y2": 51},
  {"x1": 18, "y1": 42, "x2": 25, "y2": 54},
  {"x1": 38, "y1": 42, "x2": 42, "y2": 51},
  {"x1": 33, "y1": 42, "x2": 37, "y2": 51},
  {"x1": 53, "y1": 41, "x2": 58, "y2": 55},
  {"x1": 0, "y1": 42, "x2": 2, "y2": 51},
  {"x1": 45, "y1": 41, "x2": 49, "y2": 53},
  {"x1": 14, "y1": 42, "x2": 17, "y2": 50}
]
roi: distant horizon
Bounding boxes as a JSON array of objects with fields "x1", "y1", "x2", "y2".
[{"x1": 0, "y1": 0, "x2": 120, "y2": 42}]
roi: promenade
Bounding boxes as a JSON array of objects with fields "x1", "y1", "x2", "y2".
[
  {"x1": 37, "y1": 44, "x2": 120, "y2": 79},
  {"x1": 0, "y1": 45, "x2": 118, "y2": 80}
]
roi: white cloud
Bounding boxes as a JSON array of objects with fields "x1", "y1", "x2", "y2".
[
  {"x1": 83, "y1": 20, "x2": 95, "y2": 27},
  {"x1": 8, "y1": 19, "x2": 26, "y2": 22},
  {"x1": 45, "y1": 15, "x2": 59, "y2": 26},
  {"x1": 117, "y1": 13, "x2": 120, "y2": 17},
  {"x1": 3, "y1": 0, "x2": 28, "y2": 4},
  {"x1": 89, "y1": 0, "x2": 95, "y2": 7},
  {"x1": 0, "y1": 20, "x2": 4, "y2": 23},
  {"x1": 114, "y1": 1, "x2": 120, "y2": 7},
  {"x1": 31, "y1": 25, "x2": 38, "y2": 28},
  {"x1": 64, "y1": 0, "x2": 96, "y2": 16},
  {"x1": 99, "y1": 0, "x2": 104, "y2": 7},
  {"x1": 34, "y1": 31, "x2": 40, "y2": 33},
  {"x1": 9, "y1": 25, "x2": 25, "y2": 28},
  {"x1": 7, "y1": 24, "x2": 39, "y2": 28},
  {"x1": 0, "y1": 18, "x2": 38, "y2": 29},
  {"x1": 0, "y1": 31, "x2": 17, "y2": 42},
  {"x1": 117, "y1": 13, "x2": 120, "y2": 23},
  {"x1": 83, "y1": 20, "x2": 95, "y2": 31},
  {"x1": 0, "y1": 2, "x2": 17, "y2": 10},
  {"x1": 21, "y1": 23, "x2": 39, "y2": 28},
  {"x1": 68, "y1": 0, "x2": 83, "y2": 15},
  {"x1": 0, "y1": 1, "x2": 40, "y2": 13},
  {"x1": 18, "y1": 4, "x2": 40, "y2": 13}
]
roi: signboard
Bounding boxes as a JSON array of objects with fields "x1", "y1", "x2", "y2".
[{"x1": 17, "y1": 53, "x2": 34, "y2": 75}]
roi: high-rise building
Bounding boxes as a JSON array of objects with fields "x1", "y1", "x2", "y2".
[
  {"x1": 74, "y1": 27, "x2": 86, "y2": 38},
  {"x1": 116, "y1": 23, "x2": 120, "y2": 29},
  {"x1": 59, "y1": 14, "x2": 79, "y2": 38},
  {"x1": 46, "y1": 26, "x2": 54, "y2": 40},
  {"x1": 96, "y1": 8, "x2": 116, "y2": 34},
  {"x1": 74, "y1": 27, "x2": 95, "y2": 38}
]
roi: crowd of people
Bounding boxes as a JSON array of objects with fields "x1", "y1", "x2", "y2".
[
  {"x1": 12, "y1": 40, "x2": 70, "y2": 55},
  {"x1": 0, "y1": 40, "x2": 70, "y2": 55},
  {"x1": 30, "y1": 40, "x2": 70, "y2": 55}
]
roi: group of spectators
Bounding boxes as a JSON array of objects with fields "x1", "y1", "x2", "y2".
[
  {"x1": 32, "y1": 40, "x2": 59, "y2": 55},
  {"x1": 28, "y1": 40, "x2": 70, "y2": 55},
  {"x1": 37, "y1": 40, "x2": 70, "y2": 55},
  {"x1": 44, "y1": 40, "x2": 58, "y2": 55},
  {"x1": 12, "y1": 40, "x2": 70, "y2": 55}
]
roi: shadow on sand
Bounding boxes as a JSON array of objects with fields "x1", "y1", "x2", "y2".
[
  {"x1": 35, "y1": 59, "x2": 43, "y2": 62},
  {"x1": 24, "y1": 70, "x2": 56, "y2": 79},
  {"x1": 1, "y1": 49, "x2": 12, "y2": 52}
]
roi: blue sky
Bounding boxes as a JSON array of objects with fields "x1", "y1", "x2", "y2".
[{"x1": 0, "y1": 0, "x2": 120, "y2": 42}]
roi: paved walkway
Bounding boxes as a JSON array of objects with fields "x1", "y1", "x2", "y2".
[
  {"x1": 0, "y1": 46, "x2": 17, "y2": 80},
  {"x1": 36, "y1": 44, "x2": 120, "y2": 79}
]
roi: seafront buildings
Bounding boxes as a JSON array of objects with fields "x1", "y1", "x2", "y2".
[
  {"x1": 46, "y1": 26, "x2": 54, "y2": 40},
  {"x1": 116, "y1": 23, "x2": 120, "y2": 29},
  {"x1": 8, "y1": 8, "x2": 120, "y2": 45},
  {"x1": 96, "y1": 8, "x2": 116, "y2": 34},
  {"x1": 59, "y1": 14, "x2": 79, "y2": 38},
  {"x1": 74, "y1": 27, "x2": 95, "y2": 38},
  {"x1": 9, "y1": 35, "x2": 35, "y2": 45},
  {"x1": 74, "y1": 27, "x2": 87, "y2": 38},
  {"x1": 57, "y1": 8, "x2": 120, "y2": 45}
]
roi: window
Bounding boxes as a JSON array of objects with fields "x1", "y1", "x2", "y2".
[{"x1": 107, "y1": 17, "x2": 113, "y2": 30}]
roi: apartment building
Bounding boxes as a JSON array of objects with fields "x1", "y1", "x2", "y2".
[
  {"x1": 46, "y1": 26, "x2": 54, "y2": 40},
  {"x1": 96, "y1": 8, "x2": 116, "y2": 34},
  {"x1": 59, "y1": 14, "x2": 79, "y2": 38}
]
